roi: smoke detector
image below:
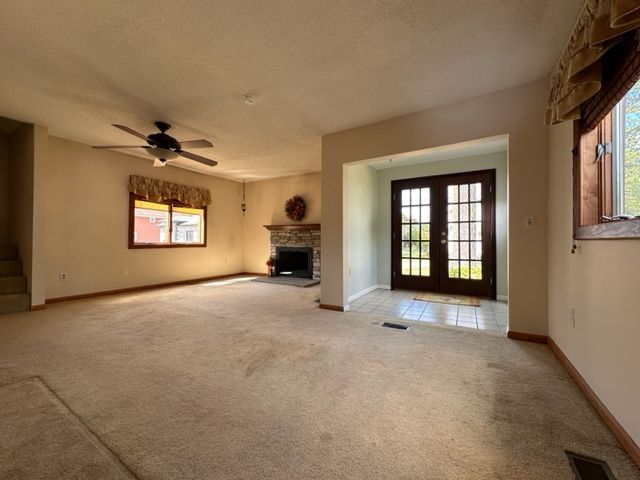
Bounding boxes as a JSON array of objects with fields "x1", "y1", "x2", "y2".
[{"x1": 242, "y1": 94, "x2": 257, "y2": 106}]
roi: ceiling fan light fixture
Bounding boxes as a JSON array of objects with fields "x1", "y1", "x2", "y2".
[
  {"x1": 146, "y1": 147, "x2": 179, "y2": 160},
  {"x1": 242, "y1": 94, "x2": 257, "y2": 106}
]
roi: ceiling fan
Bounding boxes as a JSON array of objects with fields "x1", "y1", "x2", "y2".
[{"x1": 92, "y1": 121, "x2": 217, "y2": 167}]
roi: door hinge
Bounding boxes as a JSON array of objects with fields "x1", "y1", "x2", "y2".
[
  {"x1": 490, "y1": 276, "x2": 493, "y2": 285},
  {"x1": 489, "y1": 185, "x2": 493, "y2": 193},
  {"x1": 392, "y1": 231, "x2": 396, "y2": 239},
  {"x1": 393, "y1": 194, "x2": 396, "y2": 201},
  {"x1": 393, "y1": 270, "x2": 396, "y2": 278}
]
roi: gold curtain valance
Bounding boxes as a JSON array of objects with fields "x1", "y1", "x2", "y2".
[
  {"x1": 128, "y1": 175, "x2": 211, "y2": 207},
  {"x1": 545, "y1": 0, "x2": 640, "y2": 125}
]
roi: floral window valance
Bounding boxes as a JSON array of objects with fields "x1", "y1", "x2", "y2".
[
  {"x1": 128, "y1": 175, "x2": 211, "y2": 207},
  {"x1": 545, "y1": 0, "x2": 640, "y2": 126}
]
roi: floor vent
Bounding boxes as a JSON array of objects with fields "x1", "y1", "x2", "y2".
[
  {"x1": 566, "y1": 451, "x2": 616, "y2": 480},
  {"x1": 382, "y1": 322, "x2": 409, "y2": 331}
]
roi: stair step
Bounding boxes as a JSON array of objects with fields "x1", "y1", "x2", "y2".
[
  {"x1": 0, "y1": 245, "x2": 18, "y2": 261},
  {"x1": 0, "y1": 293, "x2": 30, "y2": 314},
  {"x1": 0, "y1": 276, "x2": 27, "y2": 295},
  {"x1": 0, "y1": 260, "x2": 22, "y2": 277}
]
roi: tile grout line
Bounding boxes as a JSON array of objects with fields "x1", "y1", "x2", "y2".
[{"x1": 352, "y1": 289, "x2": 507, "y2": 334}]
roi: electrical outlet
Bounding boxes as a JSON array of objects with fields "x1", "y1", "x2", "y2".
[
  {"x1": 570, "y1": 308, "x2": 575, "y2": 328},
  {"x1": 59, "y1": 272, "x2": 68, "y2": 281},
  {"x1": 122, "y1": 268, "x2": 129, "y2": 276}
]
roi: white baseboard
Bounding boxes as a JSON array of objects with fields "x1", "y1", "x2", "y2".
[
  {"x1": 347, "y1": 284, "x2": 390, "y2": 303},
  {"x1": 348, "y1": 285, "x2": 378, "y2": 303},
  {"x1": 496, "y1": 295, "x2": 509, "y2": 302}
]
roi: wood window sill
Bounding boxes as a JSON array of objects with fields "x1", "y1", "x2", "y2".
[
  {"x1": 575, "y1": 218, "x2": 640, "y2": 239},
  {"x1": 129, "y1": 244, "x2": 207, "y2": 249}
]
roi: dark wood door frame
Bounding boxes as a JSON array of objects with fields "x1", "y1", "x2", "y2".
[
  {"x1": 437, "y1": 170, "x2": 496, "y2": 298},
  {"x1": 391, "y1": 169, "x2": 497, "y2": 299},
  {"x1": 390, "y1": 175, "x2": 439, "y2": 292}
]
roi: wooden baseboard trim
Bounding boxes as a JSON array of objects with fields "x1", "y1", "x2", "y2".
[
  {"x1": 507, "y1": 330, "x2": 548, "y2": 344},
  {"x1": 45, "y1": 273, "x2": 257, "y2": 305},
  {"x1": 30, "y1": 304, "x2": 46, "y2": 311},
  {"x1": 319, "y1": 303, "x2": 345, "y2": 312},
  {"x1": 548, "y1": 337, "x2": 640, "y2": 468}
]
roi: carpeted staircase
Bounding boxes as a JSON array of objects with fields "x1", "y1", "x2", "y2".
[{"x1": 0, "y1": 245, "x2": 30, "y2": 314}]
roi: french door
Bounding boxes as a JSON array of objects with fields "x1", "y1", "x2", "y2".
[{"x1": 391, "y1": 170, "x2": 496, "y2": 298}]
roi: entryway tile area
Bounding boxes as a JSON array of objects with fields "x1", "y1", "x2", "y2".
[{"x1": 348, "y1": 289, "x2": 508, "y2": 334}]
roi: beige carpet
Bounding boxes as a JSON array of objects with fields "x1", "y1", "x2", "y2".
[
  {"x1": 414, "y1": 292, "x2": 481, "y2": 306},
  {"x1": 0, "y1": 278, "x2": 638, "y2": 479},
  {"x1": 0, "y1": 378, "x2": 135, "y2": 480}
]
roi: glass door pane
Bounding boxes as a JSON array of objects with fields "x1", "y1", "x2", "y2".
[
  {"x1": 445, "y1": 182, "x2": 483, "y2": 280},
  {"x1": 399, "y1": 187, "x2": 431, "y2": 277}
]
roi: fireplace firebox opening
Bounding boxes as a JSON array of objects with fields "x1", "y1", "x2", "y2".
[{"x1": 275, "y1": 247, "x2": 313, "y2": 279}]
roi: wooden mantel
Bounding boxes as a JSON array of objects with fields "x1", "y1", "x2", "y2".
[{"x1": 263, "y1": 224, "x2": 321, "y2": 231}]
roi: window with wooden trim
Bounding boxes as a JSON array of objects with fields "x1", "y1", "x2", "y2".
[
  {"x1": 574, "y1": 32, "x2": 640, "y2": 240},
  {"x1": 129, "y1": 194, "x2": 207, "y2": 248},
  {"x1": 576, "y1": 79, "x2": 640, "y2": 238}
]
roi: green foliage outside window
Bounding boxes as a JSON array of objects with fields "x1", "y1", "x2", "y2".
[{"x1": 624, "y1": 82, "x2": 640, "y2": 215}]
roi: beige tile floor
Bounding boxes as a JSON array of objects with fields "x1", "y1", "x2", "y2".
[{"x1": 348, "y1": 288, "x2": 508, "y2": 334}]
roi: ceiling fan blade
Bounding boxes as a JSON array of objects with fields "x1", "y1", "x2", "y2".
[
  {"x1": 179, "y1": 139, "x2": 213, "y2": 149},
  {"x1": 153, "y1": 159, "x2": 167, "y2": 167},
  {"x1": 178, "y1": 150, "x2": 218, "y2": 166},
  {"x1": 112, "y1": 124, "x2": 150, "y2": 142},
  {"x1": 91, "y1": 145, "x2": 147, "y2": 149}
]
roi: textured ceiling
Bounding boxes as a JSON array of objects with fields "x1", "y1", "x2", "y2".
[{"x1": 0, "y1": 1, "x2": 583, "y2": 181}]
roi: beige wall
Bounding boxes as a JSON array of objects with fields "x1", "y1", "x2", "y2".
[
  {"x1": 242, "y1": 172, "x2": 321, "y2": 274},
  {"x1": 322, "y1": 79, "x2": 549, "y2": 335},
  {"x1": 345, "y1": 164, "x2": 378, "y2": 298},
  {"x1": 547, "y1": 121, "x2": 640, "y2": 445},
  {"x1": 31, "y1": 125, "x2": 47, "y2": 306},
  {"x1": 375, "y1": 152, "x2": 508, "y2": 298},
  {"x1": 7, "y1": 124, "x2": 35, "y2": 300},
  {"x1": 2, "y1": 123, "x2": 47, "y2": 306},
  {"x1": 44, "y1": 136, "x2": 244, "y2": 299},
  {"x1": 0, "y1": 134, "x2": 8, "y2": 243}
]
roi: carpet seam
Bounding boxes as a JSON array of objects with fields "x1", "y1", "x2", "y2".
[{"x1": 0, "y1": 376, "x2": 141, "y2": 480}]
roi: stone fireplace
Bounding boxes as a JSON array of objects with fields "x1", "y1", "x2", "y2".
[{"x1": 264, "y1": 224, "x2": 320, "y2": 280}]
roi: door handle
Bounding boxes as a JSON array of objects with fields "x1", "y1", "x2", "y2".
[{"x1": 440, "y1": 239, "x2": 447, "y2": 244}]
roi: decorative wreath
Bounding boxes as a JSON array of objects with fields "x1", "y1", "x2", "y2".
[{"x1": 285, "y1": 195, "x2": 306, "y2": 222}]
